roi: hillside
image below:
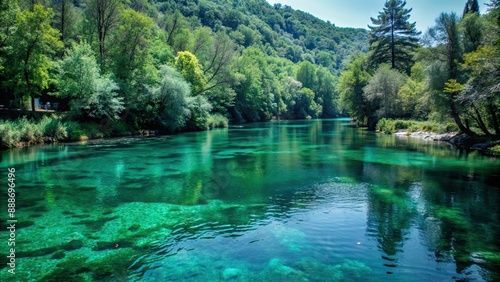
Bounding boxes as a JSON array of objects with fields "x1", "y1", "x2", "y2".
[{"x1": 0, "y1": 0, "x2": 369, "y2": 146}]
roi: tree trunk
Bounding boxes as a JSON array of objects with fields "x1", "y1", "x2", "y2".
[
  {"x1": 471, "y1": 103, "x2": 491, "y2": 135},
  {"x1": 487, "y1": 97, "x2": 500, "y2": 135},
  {"x1": 391, "y1": 13, "x2": 395, "y2": 69},
  {"x1": 60, "y1": 0, "x2": 65, "y2": 42},
  {"x1": 450, "y1": 102, "x2": 475, "y2": 136}
]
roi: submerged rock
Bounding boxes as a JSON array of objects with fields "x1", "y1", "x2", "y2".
[{"x1": 222, "y1": 268, "x2": 242, "y2": 280}]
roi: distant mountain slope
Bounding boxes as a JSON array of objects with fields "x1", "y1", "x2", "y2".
[{"x1": 153, "y1": 0, "x2": 369, "y2": 74}]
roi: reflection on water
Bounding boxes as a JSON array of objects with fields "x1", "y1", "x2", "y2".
[{"x1": 1, "y1": 119, "x2": 499, "y2": 281}]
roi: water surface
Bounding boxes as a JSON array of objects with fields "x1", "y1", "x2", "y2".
[{"x1": 1, "y1": 119, "x2": 499, "y2": 281}]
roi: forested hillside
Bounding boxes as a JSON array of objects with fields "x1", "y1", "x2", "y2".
[{"x1": 0, "y1": 0, "x2": 368, "y2": 143}]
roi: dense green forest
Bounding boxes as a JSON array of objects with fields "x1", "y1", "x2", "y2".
[
  {"x1": 338, "y1": 0, "x2": 500, "y2": 140},
  {"x1": 0, "y1": 0, "x2": 499, "y2": 149},
  {"x1": 0, "y1": 0, "x2": 368, "y2": 147}
]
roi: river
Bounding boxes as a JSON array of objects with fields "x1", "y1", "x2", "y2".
[{"x1": 1, "y1": 119, "x2": 499, "y2": 281}]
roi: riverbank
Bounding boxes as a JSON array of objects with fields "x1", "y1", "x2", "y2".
[
  {"x1": 0, "y1": 114, "x2": 228, "y2": 150},
  {"x1": 393, "y1": 130, "x2": 500, "y2": 156}
]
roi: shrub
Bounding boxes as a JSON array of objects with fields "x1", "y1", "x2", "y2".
[
  {"x1": 80, "y1": 123, "x2": 104, "y2": 139},
  {"x1": 65, "y1": 121, "x2": 87, "y2": 141},
  {"x1": 18, "y1": 117, "x2": 43, "y2": 144},
  {"x1": 393, "y1": 120, "x2": 414, "y2": 130},
  {"x1": 206, "y1": 114, "x2": 229, "y2": 129},
  {"x1": 445, "y1": 123, "x2": 459, "y2": 132},
  {"x1": 0, "y1": 120, "x2": 20, "y2": 148},
  {"x1": 420, "y1": 122, "x2": 437, "y2": 132},
  {"x1": 41, "y1": 116, "x2": 67, "y2": 140},
  {"x1": 107, "y1": 120, "x2": 130, "y2": 136},
  {"x1": 376, "y1": 118, "x2": 395, "y2": 134}
]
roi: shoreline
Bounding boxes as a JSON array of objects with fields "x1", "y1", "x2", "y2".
[{"x1": 393, "y1": 130, "x2": 500, "y2": 156}]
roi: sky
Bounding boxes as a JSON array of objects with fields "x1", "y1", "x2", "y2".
[{"x1": 265, "y1": 0, "x2": 489, "y2": 32}]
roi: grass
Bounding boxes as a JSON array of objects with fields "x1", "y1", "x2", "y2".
[
  {"x1": 376, "y1": 118, "x2": 459, "y2": 134},
  {"x1": 0, "y1": 116, "x2": 136, "y2": 149}
]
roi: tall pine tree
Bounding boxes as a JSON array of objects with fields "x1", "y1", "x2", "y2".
[
  {"x1": 368, "y1": 0, "x2": 420, "y2": 73},
  {"x1": 463, "y1": 0, "x2": 480, "y2": 17}
]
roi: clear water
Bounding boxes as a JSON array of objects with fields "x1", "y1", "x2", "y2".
[{"x1": 1, "y1": 119, "x2": 499, "y2": 281}]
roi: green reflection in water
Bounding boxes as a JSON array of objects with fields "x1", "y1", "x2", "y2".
[{"x1": 0, "y1": 119, "x2": 499, "y2": 281}]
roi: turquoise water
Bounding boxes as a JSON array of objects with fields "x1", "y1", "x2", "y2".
[{"x1": 1, "y1": 119, "x2": 500, "y2": 281}]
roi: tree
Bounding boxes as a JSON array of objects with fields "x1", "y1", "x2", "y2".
[
  {"x1": 153, "y1": 65, "x2": 192, "y2": 131},
  {"x1": 58, "y1": 42, "x2": 124, "y2": 120},
  {"x1": 162, "y1": 11, "x2": 191, "y2": 52},
  {"x1": 52, "y1": 0, "x2": 78, "y2": 47},
  {"x1": 296, "y1": 61, "x2": 317, "y2": 89},
  {"x1": 363, "y1": 65, "x2": 407, "y2": 119},
  {"x1": 368, "y1": 0, "x2": 420, "y2": 72},
  {"x1": 174, "y1": 51, "x2": 206, "y2": 95},
  {"x1": 461, "y1": 45, "x2": 500, "y2": 135},
  {"x1": 10, "y1": 4, "x2": 62, "y2": 111},
  {"x1": 110, "y1": 8, "x2": 155, "y2": 104},
  {"x1": 427, "y1": 12, "x2": 475, "y2": 135},
  {"x1": 195, "y1": 31, "x2": 237, "y2": 94},
  {"x1": 85, "y1": 0, "x2": 120, "y2": 70},
  {"x1": 0, "y1": 0, "x2": 19, "y2": 76},
  {"x1": 460, "y1": 11, "x2": 485, "y2": 53},
  {"x1": 337, "y1": 54, "x2": 374, "y2": 128},
  {"x1": 397, "y1": 62, "x2": 426, "y2": 117},
  {"x1": 315, "y1": 67, "x2": 338, "y2": 117},
  {"x1": 463, "y1": 0, "x2": 480, "y2": 17}
]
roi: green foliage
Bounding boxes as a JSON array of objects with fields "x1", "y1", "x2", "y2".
[
  {"x1": 7, "y1": 4, "x2": 62, "y2": 110},
  {"x1": 0, "y1": 120, "x2": 21, "y2": 148},
  {"x1": 337, "y1": 54, "x2": 372, "y2": 123},
  {"x1": 65, "y1": 121, "x2": 86, "y2": 141},
  {"x1": 368, "y1": 0, "x2": 420, "y2": 72},
  {"x1": 296, "y1": 61, "x2": 317, "y2": 90},
  {"x1": 376, "y1": 118, "x2": 395, "y2": 133},
  {"x1": 111, "y1": 8, "x2": 156, "y2": 105},
  {"x1": 363, "y1": 65, "x2": 407, "y2": 119},
  {"x1": 206, "y1": 113, "x2": 229, "y2": 129},
  {"x1": 40, "y1": 116, "x2": 67, "y2": 140},
  {"x1": 154, "y1": 65, "x2": 192, "y2": 131},
  {"x1": 58, "y1": 42, "x2": 124, "y2": 120},
  {"x1": 186, "y1": 95, "x2": 212, "y2": 130},
  {"x1": 174, "y1": 51, "x2": 206, "y2": 95}
]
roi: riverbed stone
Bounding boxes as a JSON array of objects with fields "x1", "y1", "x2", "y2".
[{"x1": 222, "y1": 268, "x2": 242, "y2": 280}]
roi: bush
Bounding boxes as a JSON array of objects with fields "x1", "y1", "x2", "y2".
[
  {"x1": 107, "y1": 120, "x2": 131, "y2": 136},
  {"x1": 18, "y1": 117, "x2": 43, "y2": 144},
  {"x1": 80, "y1": 123, "x2": 104, "y2": 139},
  {"x1": 206, "y1": 114, "x2": 229, "y2": 129},
  {"x1": 65, "y1": 121, "x2": 87, "y2": 141},
  {"x1": 0, "y1": 120, "x2": 20, "y2": 148},
  {"x1": 40, "y1": 116, "x2": 67, "y2": 140},
  {"x1": 420, "y1": 122, "x2": 437, "y2": 132},
  {"x1": 445, "y1": 123, "x2": 459, "y2": 132},
  {"x1": 376, "y1": 118, "x2": 395, "y2": 134},
  {"x1": 393, "y1": 120, "x2": 414, "y2": 130}
]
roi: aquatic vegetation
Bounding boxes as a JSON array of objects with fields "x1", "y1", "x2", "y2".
[
  {"x1": 433, "y1": 206, "x2": 472, "y2": 229},
  {"x1": 370, "y1": 186, "x2": 411, "y2": 210}
]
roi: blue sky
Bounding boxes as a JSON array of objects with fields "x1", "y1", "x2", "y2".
[{"x1": 265, "y1": 0, "x2": 489, "y2": 32}]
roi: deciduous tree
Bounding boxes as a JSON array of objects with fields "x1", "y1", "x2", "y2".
[
  {"x1": 10, "y1": 4, "x2": 62, "y2": 111},
  {"x1": 85, "y1": 0, "x2": 120, "y2": 70}
]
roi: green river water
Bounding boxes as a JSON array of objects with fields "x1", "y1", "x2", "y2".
[{"x1": 1, "y1": 118, "x2": 499, "y2": 281}]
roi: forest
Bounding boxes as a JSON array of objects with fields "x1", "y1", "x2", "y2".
[
  {"x1": 0, "y1": 0, "x2": 499, "y2": 149},
  {"x1": 0, "y1": 0, "x2": 367, "y2": 148},
  {"x1": 338, "y1": 0, "x2": 500, "y2": 142}
]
